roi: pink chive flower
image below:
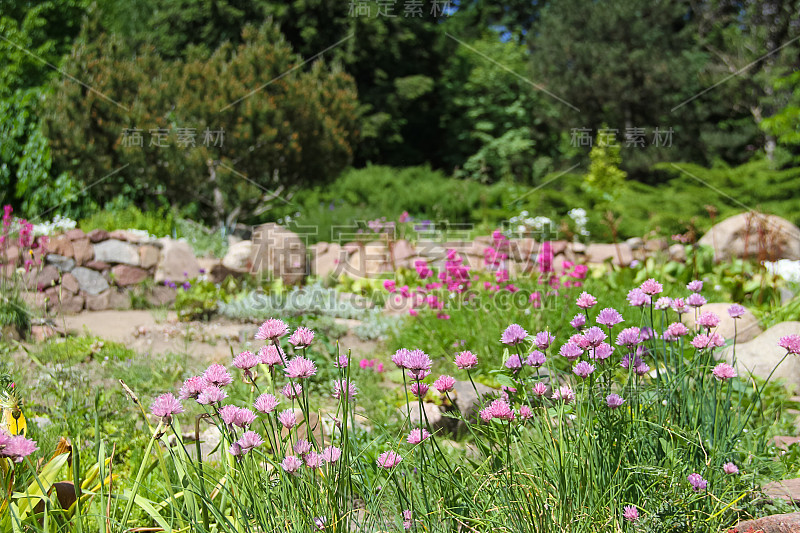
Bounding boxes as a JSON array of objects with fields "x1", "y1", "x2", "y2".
[
  {"x1": 671, "y1": 297, "x2": 688, "y2": 314},
  {"x1": 571, "y1": 333, "x2": 591, "y2": 350},
  {"x1": 488, "y1": 398, "x2": 515, "y2": 421},
  {"x1": 197, "y1": 386, "x2": 227, "y2": 405},
  {"x1": 596, "y1": 308, "x2": 624, "y2": 327},
  {"x1": 501, "y1": 324, "x2": 528, "y2": 345},
  {"x1": 219, "y1": 405, "x2": 240, "y2": 427},
  {"x1": 606, "y1": 394, "x2": 625, "y2": 409},
  {"x1": 255, "y1": 318, "x2": 289, "y2": 340},
  {"x1": 686, "y1": 293, "x2": 707, "y2": 308},
  {"x1": 403, "y1": 509, "x2": 413, "y2": 530},
  {"x1": 778, "y1": 335, "x2": 800, "y2": 354},
  {"x1": 258, "y1": 345, "x2": 284, "y2": 367},
  {"x1": 479, "y1": 407, "x2": 493, "y2": 422},
  {"x1": 203, "y1": 364, "x2": 233, "y2": 388},
  {"x1": 627, "y1": 288, "x2": 651, "y2": 307},
  {"x1": 573, "y1": 361, "x2": 595, "y2": 378},
  {"x1": 532, "y1": 382, "x2": 548, "y2": 397},
  {"x1": 526, "y1": 350, "x2": 546, "y2": 367},
  {"x1": 697, "y1": 311, "x2": 721, "y2": 329},
  {"x1": 712, "y1": 363, "x2": 737, "y2": 381},
  {"x1": 404, "y1": 350, "x2": 433, "y2": 381},
  {"x1": 284, "y1": 356, "x2": 317, "y2": 379},
  {"x1": 150, "y1": 393, "x2": 184, "y2": 423},
  {"x1": 665, "y1": 322, "x2": 689, "y2": 340},
  {"x1": 254, "y1": 393, "x2": 279, "y2": 413},
  {"x1": 687, "y1": 280, "x2": 703, "y2": 292},
  {"x1": 576, "y1": 291, "x2": 597, "y2": 309},
  {"x1": 236, "y1": 431, "x2": 263, "y2": 454},
  {"x1": 623, "y1": 505, "x2": 639, "y2": 522},
  {"x1": 410, "y1": 382, "x2": 429, "y2": 398},
  {"x1": 552, "y1": 386, "x2": 575, "y2": 404},
  {"x1": 593, "y1": 343, "x2": 615, "y2": 360},
  {"x1": 616, "y1": 327, "x2": 642, "y2": 347},
  {"x1": 434, "y1": 375, "x2": 456, "y2": 393},
  {"x1": 687, "y1": 473, "x2": 707, "y2": 492},
  {"x1": 335, "y1": 354, "x2": 349, "y2": 368},
  {"x1": 504, "y1": 354, "x2": 524, "y2": 372},
  {"x1": 534, "y1": 331, "x2": 555, "y2": 349},
  {"x1": 515, "y1": 405, "x2": 532, "y2": 422},
  {"x1": 289, "y1": 327, "x2": 315, "y2": 348},
  {"x1": 723, "y1": 462, "x2": 739, "y2": 475},
  {"x1": 392, "y1": 348, "x2": 409, "y2": 368},
  {"x1": 277, "y1": 410, "x2": 297, "y2": 429},
  {"x1": 407, "y1": 428, "x2": 431, "y2": 445},
  {"x1": 178, "y1": 376, "x2": 206, "y2": 400},
  {"x1": 333, "y1": 379, "x2": 358, "y2": 400},
  {"x1": 620, "y1": 354, "x2": 642, "y2": 370},
  {"x1": 305, "y1": 452, "x2": 325, "y2": 469},
  {"x1": 281, "y1": 455, "x2": 304, "y2": 474},
  {"x1": 570, "y1": 314, "x2": 587, "y2": 329},
  {"x1": 454, "y1": 351, "x2": 478, "y2": 369},
  {"x1": 0, "y1": 434, "x2": 39, "y2": 462},
  {"x1": 233, "y1": 350, "x2": 259, "y2": 372},
  {"x1": 294, "y1": 439, "x2": 312, "y2": 456},
  {"x1": 235, "y1": 407, "x2": 256, "y2": 427},
  {"x1": 559, "y1": 342, "x2": 583, "y2": 361},
  {"x1": 582, "y1": 326, "x2": 607, "y2": 347},
  {"x1": 376, "y1": 450, "x2": 403, "y2": 469},
  {"x1": 281, "y1": 382, "x2": 303, "y2": 399},
  {"x1": 691, "y1": 333, "x2": 725, "y2": 350},
  {"x1": 640, "y1": 278, "x2": 663, "y2": 295},
  {"x1": 655, "y1": 297, "x2": 672, "y2": 310},
  {"x1": 728, "y1": 304, "x2": 746, "y2": 318},
  {"x1": 322, "y1": 445, "x2": 341, "y2": 463}
]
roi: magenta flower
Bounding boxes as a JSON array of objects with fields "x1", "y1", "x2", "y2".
[
  {"x1": 615, "y1": 327, "x2": 641, "y2": 347},
  {"x1": 203, "y1": 364, "x2": 233, "y2": 388},
  {"x1": 488, "y1": 398, "x2": 515, "y2": 421},
  {"x1": 723, "y1": 462, "x2": 739, "y2": 475},
  {"x1": 403, "y1": 509, "x2": 413, "y2": 530},
  {"x1": 479, "y1": 407, "x2": 493, "y2": 422},
  {"x1": 728, "y1": 304, "x2": 746, "y2": 319},
  {"x1": 518, "y1": 405, "x2": 533, "y2": 421},
  {"x1": 623, "y1": 505, "x2": 639, "y2": 522},
  {"x1": 712, "y1": 363, "x2": 737, "y2": 381},
  {"x1": 333, "y1": 379, "x2": 358, "y2": 400},
  {"x1": 236, "y1": 431, "x2": 263, "y2": 453},
  {"x1": 596, "y1": 308, "x2": 624, "y2": 327},
  {"x1": 254, "y1": 393, "x2": 280, "y2": 414},
  {"x1": 571, "y1": 333, "x2": 591, "y2": 350},
  {"x1": 778, "y1": 334, "x2": 800, "y2": 354},
  {"x1": 383, "y1": 279, "x2": 396, "y2": 292},
  {"x1": 640, "y1": 278, "x2": 663, "y2": 296},
  {"x1": 392, "y1": 348, "x2": 410, "y2": 368},
  {"x1": 285, "y1": 356, "x2": 317, "y2": 379},
  {"x1": 633, "y1": 362, "x2": 650, "y2": 376},
  {"x1": 697, "y1": 311, "x2": 721, "y2": 329},
  {"x1": 559, "y1": 342, "x2": 583, "y2": 361},
  {"x1": 322, "y1": 445, "x2": 341, "y2": 463},
  {"x1": 410, "y1": 382, "x2": 429, "y2": 398},
  {"x1": 0, "y1": 434, "x2": 38, "y2": 462},
  {"x1": 178, "y1": 376, "x2": 206, "y2": 400},
  {"x1": 404, "y1": 349, "x2": 433, "y2": 380},
  {"x1": 277, "y1": 409, "x2": 297, "y2": 429},
  {"x1": 593, "y1": 343, "x2": 615, "y2": 360},
  {"x1": 335, "y1": 354, "x2": 349, "y2": 368},
  {"x1": 434, "y1": 375, "x2": 456, "y2": 393},
  {"x1": 570, "y1": 314, "x2": 587, "y2": 329},
  {"x1": 504, "y1": 354, "x2": 524, "y2": 371},
  {"x1": 627, "y1": 288, "x2": 651, "y2": 307},
  {"x1": 255, "y1": 318, "x2": 289, "y2": 340},
  {"x1": 501, "y1": 324, "x2": 529, "y2": 345},
  {"x1": 197, "y1": 385, "x2": 227, "y2": 405},
  {"x1": 606, "y1": 394, "x2": 625, "y2": 409},
  {"x1": 573, "y1": 361, "x2": 595, "y2": 378},
  {"x1": 407, "y1": 428, "x2": 431, "y2": 445},
  {"x1": 150, "y1": 393, "x2": 184, "y2": 423},
  {"x1": 552, "y1": 386, "x2": 575, "y2": 404},
  {"x1": 305, "y1": 452, "x2": 325, "y2": 469},
  {"x1": 532, "y1": 382, "x2": 548, "y2": 397},
  {"x1": 281, "y1": 454, "x2": 304, "y2": 474},
  {"x1": 687, "y1": 280, "x2": 703, "y2": 292},
  {"x1": 233, "y1": 350, "x2": 259, "y2": 372},
  {"x1": 686, "y1": 293, "x2": 707, "y2": 308},
  {"x1": 289, "y1": 326, "x2": 315, "y2": 348},
  {"x1": 582, "y1": 326, "x2": 607, "y2": 347},
  {"x1": 575, "y1": 291, "x2": 597, "y2": 309},
  {"x1": 258, "y1": 345, "x2": 284, "y2": 367},
  {"x1": 454, "y1": 350, "x2": 478, "y2": 369},
  {"x1": 533, "y1": 331, "x2": 555, "y2": 349},
  {"x1": 294, "y1": 439, "x2": 312, "y2": 455},
  {"x1": 687, "y1": 473, "x2": 707, "y2": 492},
  {"x1": 526, "y1": 350, "x2": 546, "y2": 367},
  {"x1": 281, "y1": 382, "x2": 303, "y2": 400},
  {"x1": 376, "y1": 450, "x2": 403, "y2": 469}
]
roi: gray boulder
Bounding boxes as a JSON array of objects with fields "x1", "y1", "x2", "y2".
[
  {"x1": 720, "y1": 321, "x2": 800, "y2": 388},
  {"x1": 93, "y1": 239, "x2": 140, "y2": 266},
  {"x1": 71, "y1": 266, "x2": 110, "y2": 295}
]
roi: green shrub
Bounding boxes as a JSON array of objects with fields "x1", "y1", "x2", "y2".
[{"x1": 79, "y1": 204, "x2": 177, "y2": 237}]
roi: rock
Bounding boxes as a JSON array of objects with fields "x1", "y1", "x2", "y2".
[
  {"x1": 222, "y1": 240, "x2": 252, "y2": 273},
  {"x1": 406, "y1": 402, "x2": 450, "y2": 433},
  {"x1": 699, "y1": 212, "x2": 800, "y2": 262},
  {"x1": 363, "y1": 241, "x2": 391, "y2": 277},
  {"x1": 31, "y1": 325, "x2": 58, "y2": 342},
  {"x1": 29, "y1": 416, "x2": 52, "y2": 429},
  {"x1": 669, "y1": 243, "x2": 686, "y2": 262},
  {"x1": 138, "y1": 245, "x2": 160, "y2": 269},
  {"x1": 736, "y1": 511, "x2": 800, "y2": 532},
  {"x1": 249, "y1": 223, "x2": 307, "y2": 284},
  {"x1": 644, "y1": 237, "x2": 668, "y2": 252},
  {"x1": 65, "y1": 228, "x2": 86, "y2": 241},
  {"x1": 107, "y1": 289, "x2": 132, "y2": 310},
  {"x1": 154, "y1": 238, "x2": 201, "y2": 283},
  {"x1": 392, "y1": 239, "x2": 415, "y2": 262},
  {"x1": 85, "y1": 260, "x2": 110, "y2": 271},
  {"x1": 47, "y1": 289, "x2": 84, "y2": 314},
  {"x1": 683, "y1": 302, "x2": 762, "y2": 343},
  {"x1": 1, "y1": 245, "x2": 19, "y2": 276},
  {"x1": 209, "y1": 263, "x2": 240, "y2": 283},
  {"x1": 84, "y1": 291, "x2": 110, "y2": 311},
  {"x1": 111, "y1": 264, "x2": 148, "y2": 286},
  {"x1": 45, "y1": 254, "x2": 75, "y2": 273},
  {"x1": 572, "y1": 241, "x2": 587, "y2": 254},
  {"x1": 71, "y1": 239, "x2": 94, "y2": 265},
  {"x1": 312, "y1": 243, "x2": 345, "y2": 278},
  {"x1": 585, "y1": 243, "x2": 634, "y2": 266},
  {"x1": 71, "y1": 267, "x2": 110, "y2": 295},
  {"x1": 60, "y1": 273, "x2": 80, "y2": 294},
  {"x1": 309, "y1": 242, "x2": 328, "y2": 256},
  {"x1": 93, "y1": 239, "x2": 140, "y2": 266},
  {"x1": 451, "y1": 380, "x2": 497, "y2": 423},
  {"x1": 763, "y1": 479, "x2": 800, "y2": 503},
  {"x1": 147, "y1": 285, "x2": 176, "y2": 306},
  {"x1": 626, "y1": 237, "x2": 644, "y2": 250},
  {"x1": 773, "y1": 436, "x2": 800, "y2": 450},
  {"x1": 87, "y1": 229, "x2": 110, "y2": 243},
  {"x1": 29, "y1": 265, "x2": 60, "y2": 291},
  {"x1": 48, "y1": 235, "x2": 74, "y2": 258},
  {"x1": 720, "y1": 322, "x2": 800, "y2": 389}
]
